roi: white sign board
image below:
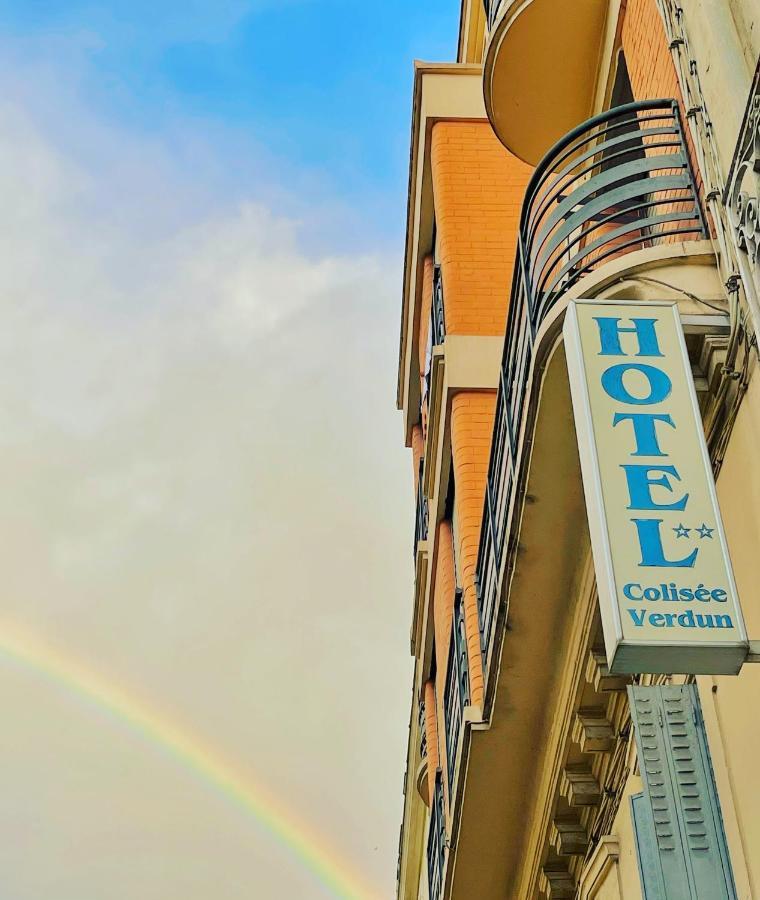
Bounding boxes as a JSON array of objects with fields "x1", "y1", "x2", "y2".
[{"x1": 564, "y1": 300, "x2": 748, "y2": 674}]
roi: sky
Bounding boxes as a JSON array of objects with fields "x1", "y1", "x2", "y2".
[{"x1": 0, "y1": 2, "x2": 459, "y2": 898}]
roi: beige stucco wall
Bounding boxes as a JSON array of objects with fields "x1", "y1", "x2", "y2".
[
  {"x1": 699, "y1": 366, "x2": 760, "y2": 898},
  {"x1": 680, "y1": 0, "x2": 754, "y2": 178}
]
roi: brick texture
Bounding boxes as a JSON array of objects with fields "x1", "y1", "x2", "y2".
[
  {"x1": 450, "y1": 391, "x2": 497, "y2": 709},
  {"x1": 622, "y1": 0, "x2": 706, "y2": 230},
  {"x1": 431, "y1": 122, "x2": 532, "y2": 337},
  {"x1": 423, "y1": 679, "x2": 439, "y2": 806},
  {"x1": 411, "y1": 424, "x2": 424, "y2": 493},
  {"x1": 622, "y1": 0, "x2": 682, "y2": 104}
]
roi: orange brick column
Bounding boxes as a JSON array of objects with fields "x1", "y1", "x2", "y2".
[
  {"x1": 431, "y1": 122, "x2": 532, "y2": 339},
  {"x1": 411, "y1": 424, "x2": 424, "y2": 492},
  {"x1": 450, "y1": 391, "x2": 497, "y2": 710},
  {"x1": 622, "y1": 0, "x2": 682, "y2": 102},
  {"x1": 423, "y1": 679, "x2": 440, "y2": 806}
]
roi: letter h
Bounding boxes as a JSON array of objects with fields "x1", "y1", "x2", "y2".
[{"x1": 593, "y1": 317, "x2": 664, "y2": 358}]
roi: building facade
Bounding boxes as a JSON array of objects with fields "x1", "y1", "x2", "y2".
[{"x1": 395, "y1": 2, "x2": 760, "y2": 898}]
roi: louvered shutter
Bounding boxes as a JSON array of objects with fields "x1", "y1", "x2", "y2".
[{"x1": 628, "y1": 685, "x2": 738, "y2": 900}]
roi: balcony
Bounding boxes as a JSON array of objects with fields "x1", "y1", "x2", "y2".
[
  {"x1": 443, "y1": 589, "x2": 470, "y2": 791},
  {"x1": 427, "y1": 772, "x2": 446, "y2": 900},
  {"x1": 483, "y1": 0, "x2": 610, "y2": 164},
  {"x1": 476, "y1": 100, "x2": 705, "y2": 688}
]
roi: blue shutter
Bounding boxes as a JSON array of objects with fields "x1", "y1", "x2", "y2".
[
  {"x1": 630, "y1": 792, "x2": 667, "y2": 900},
  {"x1": 628, "y1": 685, "x2": 738, "y2": 900}
]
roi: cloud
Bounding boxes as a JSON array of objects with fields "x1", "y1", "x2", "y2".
[{"x1": 0, "y1": 46, "x2": 412, "y2": 900}]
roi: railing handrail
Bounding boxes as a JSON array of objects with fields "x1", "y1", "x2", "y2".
[
  {"x1": 523, "y1": 98, "x2": 683, "y2": 222},
  {"x1": 484, "y1": 0, "x2": 507, "y2": 31}
]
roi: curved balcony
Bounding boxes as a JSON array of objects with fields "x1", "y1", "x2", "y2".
[
  {"x1": 484, "y1": 0, "x2": 610, "y2": 164},
  {"x1": 476, "y1": 100, "x2": 705, "y2": 685}
]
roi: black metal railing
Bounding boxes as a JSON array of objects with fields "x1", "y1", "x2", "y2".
[
  {"x1": 444, "y1": 589, "x2": 470, "y2": 790},
  {"x1": 476, "y1": 99, "x2": 706, "y2": 675},
  {"x1": 419, "y1": 697, "x2": 428, "y2": 761},
  {"x1": 432, "y1": 264, "x2": 446, "y2": 347},
  {"x1": 414, "y1": 458, "x2": 429, "y2": 556},
  {"x1": 484, "y1": 0, "x2": 507, "y2": 31},
  {"x1": 427, "y1": 772, "x2": 446, "y2": 900}
]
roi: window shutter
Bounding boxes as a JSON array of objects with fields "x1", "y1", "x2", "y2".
[
  {"x1": 630, "y1": 792, "x2": 667, "y2": 900},
  {"x1": 628, "y1": 685, "x2": 738, "y2": 900}
]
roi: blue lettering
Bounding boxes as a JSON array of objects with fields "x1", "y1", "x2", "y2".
[
  {"x1": 623, "y1": 583, "x2": 643, "y2": 600},
  {"x1": 627, "y1": 608, "x2": 646, "y2": 627},
  {"x1": 622, "y1": 464, "x2": 689, "y2": 511},
  {"x1": 632, "y1": 518, "x2": 698, "y2": 568},
  {"x1": 612, "y1": 412, "x2": 675, "y2": 456},
  {"x1": 601, "y1": 363, "x2": 672, "y2": 405},
  {"x1": 594, "y1": 317, "x2": 664, "y2": 357}
]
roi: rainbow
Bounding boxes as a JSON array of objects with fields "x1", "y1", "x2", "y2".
[{"x1": 0, "y1": 623, "x2": 379, "y2": 900}]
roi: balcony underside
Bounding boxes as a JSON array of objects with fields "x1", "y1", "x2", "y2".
[
  {"x1": 484, "y1": 0, "x2": 610, "y2": 164},
  {"x1": 447, "y1": 243, "x2": 728, "y2": 899}
]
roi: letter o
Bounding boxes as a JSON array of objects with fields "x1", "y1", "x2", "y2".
[
  {"x1": 644, "y1": 587, "x2": 661, "y2": 601},
  {"x1": 601, "y1": 363, "x2": 672, "y2": 405}
]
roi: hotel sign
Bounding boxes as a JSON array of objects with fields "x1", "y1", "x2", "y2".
[{"x1": 564, "y1": 300, "x2": 748, "y2": 674}]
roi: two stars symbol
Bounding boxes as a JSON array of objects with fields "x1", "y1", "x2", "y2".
[{"x1": 673, "y1": 523, "x2": 714, "y2": 539}]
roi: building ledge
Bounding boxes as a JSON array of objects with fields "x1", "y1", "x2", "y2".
[
  {"x1": 414, "y1": 334, "x2": 502, "y2": 668},
  {"x1": 397, "y1": 62, "x2": 486, "y2": 446}
]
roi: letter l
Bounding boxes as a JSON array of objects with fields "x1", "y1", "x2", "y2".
[{"x1": 632, "y1": 518, "x2": 698, "y2": 568}]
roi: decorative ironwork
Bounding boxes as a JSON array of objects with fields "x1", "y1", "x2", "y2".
[
  {"x1": 431, "y1": 264, "x2": 446, "y2": 347},
  {"x1": 444, "y1": 589, "x2": 470, "y2": 790},
  {"x1": 657, "y1": 0, "x2": 758, "y2": 474},
  {"x1": 427, "y1": 772, "x2": 446, "y2": 900},
  {"x1": 414, "y1": 458, "x2": 429, "y2": 555},
  {"x1": 726, "y1": 64, "x2": 760, "y2": 327},
  {"x1": 476, "y1": 99, "x2": 706, "y2": 676}
]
